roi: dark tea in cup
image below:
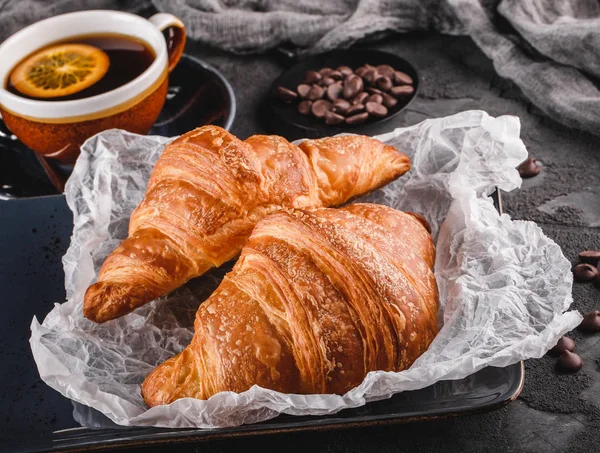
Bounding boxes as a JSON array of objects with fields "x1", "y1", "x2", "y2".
[{"x1": 7, "y1": 33, "x2": 155, "y2": 101}]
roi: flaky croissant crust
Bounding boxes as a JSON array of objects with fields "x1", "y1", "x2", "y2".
[
  {"x1": 84, "y1": 127, "x2": 410, "y2": 323},
  {"x1": 142, "y1": 203, "x2": 438, "y2": 405}
]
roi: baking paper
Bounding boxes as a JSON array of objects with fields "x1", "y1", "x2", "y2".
[{"x1": 30, "y1": 110, "x2": 582, "y2": 428}]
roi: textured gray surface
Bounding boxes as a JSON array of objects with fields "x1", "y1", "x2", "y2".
[{"x1": 152, "y1": 33, "x2": 600, "y2": 453}]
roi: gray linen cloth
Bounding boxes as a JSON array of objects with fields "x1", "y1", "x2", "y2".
[{"x1": 1, "y1": 0, "x2": 599, "y2": 136}]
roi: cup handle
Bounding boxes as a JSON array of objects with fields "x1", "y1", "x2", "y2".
[{"x1": 148, "y1": 13, "x2": 186, "y2": 73}]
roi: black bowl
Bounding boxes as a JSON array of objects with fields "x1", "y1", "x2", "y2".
[{"x1": 263, "y1": 49, "x2": 419, "y2": 140}]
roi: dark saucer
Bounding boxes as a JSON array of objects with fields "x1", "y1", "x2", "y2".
[
  {"x1": 0, "y1": 54, "x2": 236, "y2": 200},
  {"x1": 262, "y1": 49, "x2": 419, "y2": 141}
]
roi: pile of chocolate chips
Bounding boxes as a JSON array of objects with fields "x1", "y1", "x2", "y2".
[
  {"x1": 551, "y1": 250, "x2": 600, "y2": 372},
  {"x1": 276, "y1": 64, "x2": 415, "y2": 125}
]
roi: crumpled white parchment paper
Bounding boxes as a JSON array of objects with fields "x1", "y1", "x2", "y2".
[{"x1": 30, "y1": 110, "x2": 582, "y2": 428}]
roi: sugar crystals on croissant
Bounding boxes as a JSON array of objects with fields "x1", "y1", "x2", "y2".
[
  {"x1": 141, "y1": 203, "x2": 438, "y2": 404},
  {"x1": 84, "y1": 126, "x2": 410, "y2": 323}
]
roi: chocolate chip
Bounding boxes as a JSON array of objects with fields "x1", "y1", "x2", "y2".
[
  {"x1": 298, "y1": 100, "x2": 312, "y2": 115},
  {"x1": 304, "y1": 71, "x2": 322, "y2": 84},
  {"x1": 579, "y1": 310, "x2": 600, "y2": 333},
  {"x1": 550, "y1": 336, "x2": 575, "y2": 356},
  {"x1": 307, "y1": 84, "x2": 326, "y2": 101},
  {"x1": 311, "y1": 99, "x2": 332, "y2": 118},
  {"x1": 579, "y1": 250, "x2": 600, "y2": 266},
  {"x1": 319, "y1": 67, "x2": 334, "y2": 77},
  {"x1": 376, "y1": 76, "x2": 393, "y2": 91},
  {"x1": 321, "y1": 77, "x2": 335, "y2": 86},
  {"x1": 390, "y1": 85, "x2": 415, "y2": 97},
  {"x1": 352, "y1": 92, "x2": 369, "y2": 105},
  {"x1": 366, "y1": 94, "x2": 383, "y2": 104},
  {"x1": 518, "y1": 157, "x2": 541, "y2": 178},
  {"x1": 376, "y1": 64, "x2": 395, "y2": 79},
  {"x1": 557, "y1": 350, "x2": 583, "y2": 372},
  {"x1": 276, "y1": 86, "x2": 298, "y2": 103},
  {"x1": 329, "y1": 70, "x2": 343, "y2": 80},
  {"x1": 394, "y1": 71, "x2": 413, "y2": 85},
  {"x1": 332, "y1": 99, "x2": 351, "y2": 114},
  {"x1": 573, "y1": 263, "x2": 598, "y2": 282},
  {"x1": 297, "y1": 84, "x2": 311, "y2": 98},
  {"x1": 337, "y1": 66, "x2": 353, "y2": 76},
  {"x1": 363, "y1": 68, "x2": 379, "y2": 85},
  {"x1": 343, "y1": 75, "x2": 364, "y2": 99},
  {"x1": 365, "y1": 102, "x2": 388, "y2": 118},
  {"x1": 382, "y1": 92, "x2": 398, "y2": 108},
  {"x1": 345, "y1": 112, "x2": 369, "y2": 125},
  {"x1": 346, "y1": 103, "x2": 365, "y2": 115},
  {"x1": 326, "y1": 82, "x2": 343, "y2": 101},
  {"x1": 324, "y1": 111, "x2": 345, "y2": 125}
]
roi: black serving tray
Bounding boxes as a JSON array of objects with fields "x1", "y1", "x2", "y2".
[{"x1": 0, "y1": 192, "x2": 523, "y2": 453}]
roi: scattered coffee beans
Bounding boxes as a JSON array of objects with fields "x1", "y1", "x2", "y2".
[
  {"x1": 573, "y1": 263, "x2": 599, "y2": 282},
  {"x1": 579, "y1": 250, "x2": 600, "y2": 266},
  {"x1": 579, "y1": 310, "x2": 600, "y2": 333},
  {"x1": 550, "y1": 336, "x2": 575, "y2": 356},
  {"x1": 557, "y1": 350, "x2": 583, "y2": 372},
  {"x1": 276, "y1": 62, "x2": 416, "y2": 125},
  {"x1": 518, "y1": 157, "x2": 541, "y2": 178}
]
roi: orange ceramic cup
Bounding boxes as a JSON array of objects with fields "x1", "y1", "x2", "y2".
[{"x1": 0, "y1": 11, "x2": 186, "y2": 162}]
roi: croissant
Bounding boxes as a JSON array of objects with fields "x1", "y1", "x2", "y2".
[
  {"x1": 141, "y1": 203, "x2": 438, "y2": 405},
  {"x1": 84, "y1": 126, "x2": 410, "y2": 323}
]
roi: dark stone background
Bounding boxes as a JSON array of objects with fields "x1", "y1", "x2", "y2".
[{"x1": 144, "y1": 33, "x2": 600, "y2": 453}]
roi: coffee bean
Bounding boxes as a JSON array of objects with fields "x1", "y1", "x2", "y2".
[
  {"x1": 557, "y1": 350, "x2": 583, "y2": 372},
  {"x1": 573, "y1": 263, "x2": 598, "y2": 282},
  {"x1": 297, "y1": 84, "x2": 311, "y2": 98},
  {"x1": 579, "y1": 250, "x2": 600, "y2": 266},
  {"x1": 276, "y1": 86, "x2": 298, "y2": 103},
  {"x1": 376, "y1": 64, "x2": 395, "y2": 79},
  {"x1": 319, "y1": 67, "x2": 334, "y2": 77},
  {"x1": 307, "y1": 84, "x2": 326, "y2": 101},
  {"x1": 550, "y1": 336, "x2": 575, "y2": 356},
  {"x1": 382, "y1": 92, "x2": 398, "y2": 108},
  {"x1": 579, "y1": 310, "x2": 600, "y2": 333},
  {"x1": 346, "y1": 103, "x2": 365, "y2": 115},
  {"x1": 517, "y1": 157, "x2": 541, "y2": 178},
  {"x1": 304, "y1": 70, "x2": 322, "y2": 84},
  {"x1": 321, "y1": 77, "x2": 336, "y2": 86},
  {"x1": 332, "y1": 99, "x2": 351, "y2": 114},
  {"x1": 390, "y1": 85, "x2": 415, "y2": 97},
  {"x1": 376, "y1": 76, "x2": 393, "y2": 91},
  {"x1": 326, "y1": 82, "x2": 343, "y2": 101},
  {"x1": 363, "y1": 68, "x2": 379, "y2": 85},
  {"x1": 366, "y1": 87, "x2": 383, "y2": 95},
  {"x1": 366, "y1": 94, "x2": 383, "y2": 104},
  {"x1": 329, "y1": 70, "x2": 343, "y2": 80},
  {"x1": 311, "y1": 99, "x2": 332, "y2": 118},
  {"x1": 394, "y1": 71, "x2": 413, "y2": 85},
  {"x1": 325, "y1": 111, "x2": 345, "y2": 125},
  {"x1": 355, "y1": 66, "x2": 369, "y2": 77},
  {"x1": 345, "y1": 112, "x2": 369, "y2": 125},
  {"x1": 298, "y1": 100, "x2": 312, "y2": 115},
  {"x1": 343, "y1": 75, "x2": 364, "y2": 99},
  {"x1": 337, "y1": 66, "x2": 353, "y2": 76},
  {"x1": 366, "y1": 102, "x2": 388, "y2": 118},
  {"x1": 352, "y1": 92, "x2": 369, "y2": 105}
]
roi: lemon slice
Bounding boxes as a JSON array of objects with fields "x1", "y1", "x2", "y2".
[{"x1": 9, "y1": 43, "x2": 109, "y2": 99}]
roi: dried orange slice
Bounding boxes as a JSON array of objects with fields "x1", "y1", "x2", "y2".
[{"x1": 9, "y1": 43, "x2": 109, "y2": 99}]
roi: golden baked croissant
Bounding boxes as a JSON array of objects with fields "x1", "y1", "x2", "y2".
[
  {"x1": 141, "y1": 203, "x2": 438, "y2": 405},
  {"x1": 84, "y1": 126, "x2": 410, "y2": 323}
]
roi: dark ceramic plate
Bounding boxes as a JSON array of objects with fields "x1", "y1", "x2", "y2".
[
  {"x1": 0, "y1": 192, "x2": 523, "y2": 453},
  {"x1": 0, "y1": 54, "x2": 235, "y2": 200},
  {"x1": 262, "y1": 50, "x2": 419, "y2": 141}
]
